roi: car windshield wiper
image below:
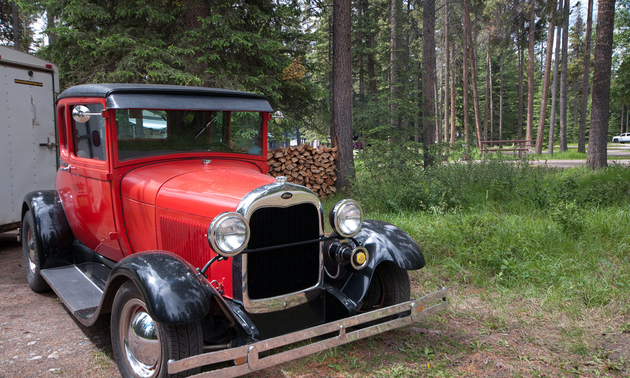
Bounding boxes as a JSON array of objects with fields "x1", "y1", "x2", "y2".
[{"x1": 194, "y1": 112, "x2": 222, "y2": 140}]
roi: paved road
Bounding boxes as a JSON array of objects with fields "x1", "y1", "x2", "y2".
[
  {"x1": 530, "y1": 159, "x2": 630, "y2": 168},
  {"x1": 514, "y1": 144, "x2": 630, "y2": 168}
]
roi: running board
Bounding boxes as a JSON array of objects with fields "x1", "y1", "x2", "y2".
[{"x1": 40, "y1": 264, "x2": 104, "y2": 320}]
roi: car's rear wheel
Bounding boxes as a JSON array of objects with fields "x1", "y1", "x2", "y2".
[
  {"x1": 111, "y1": 281, "x2": 203, "y2": 378},
  {"x1": 357, "y1": 261, "x2": 410, "y2": 311},
  {"x1": 21, "y1": 210, "x2": 50, "y2": 292}
]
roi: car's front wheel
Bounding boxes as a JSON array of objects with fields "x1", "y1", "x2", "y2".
[
  {"x1": 111, "y1": 281, "x2": 204, "y2": 378},
  {"x1": 357, "y1": 261, "x2": 410, "y2": 311}
]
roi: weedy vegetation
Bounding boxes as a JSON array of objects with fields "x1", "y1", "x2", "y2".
[{"x1": 258, "y1": 145, "x2": 630, "y2": 377}]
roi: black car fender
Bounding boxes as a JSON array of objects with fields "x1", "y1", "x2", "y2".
[
  {"x1": 106, "y1": 252, "x2": 211, "y2": 325},
  {"x1": 330, "y1": 219, "x2": 426, "y2": 305},
  {"x1": 21, "y1": 190, "x2": 74, "y2": 268}
]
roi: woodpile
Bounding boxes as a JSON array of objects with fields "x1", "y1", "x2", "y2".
[{"x1": 267, "y1": 144, "x2": 337, "y2": 197}]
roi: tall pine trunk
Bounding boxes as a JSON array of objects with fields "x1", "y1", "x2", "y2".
[
  {"x1": 579, "y1": 0, "x2": 594, "y2": 153},
  {"x1": 559, "y1": 0, "x2": 570, "y2": 151},
  {"x1": 499, "y1": 52, "x2": 504, "y2": 142},
  {"x1": 390, "y1": 0, "x2": 400, "y2": 131},
  {"x1": 587, "y1": 0, "x2": 616, "y2": 169},
  {"x1": 536, "y1": 1, "x2": 556, "y2": 154},
  {"x1": 332, "y1": 0, "x2": 354, "y2": 189},
  {"x1": 422, "y1": 0, "x2": 437, "y2": 165},
  {"x1": 484, "y1": 46, "x2": 490, "y2": 142},
  {"x1": 462, "y1": 7, "x2": 470, "y2": 154},
  {"x1": 549, "y1": 11, "x2": 562, "y2": 155},
  {"x1": 444, "y1": 0, "x2": 450, "y2": 146},
  {"x1": 518, "y1": 32, "x2": 524, "y2": 140},
  {"x1": 464, "y1": 0, "x2": 482, "y2": 148},
  {"x1": 526, "y1": 0, "x2": 536, "y2": 150},
  {"x1": 450, "y1": 41, "x2": 457, "y2": 145}
]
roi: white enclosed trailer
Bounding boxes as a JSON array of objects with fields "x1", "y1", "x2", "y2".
[{"x1": 0, "y1": 46, "x2": 59, "y2": 232}]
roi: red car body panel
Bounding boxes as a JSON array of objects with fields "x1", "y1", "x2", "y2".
[{"x1": 118, "y1": 159, "x2": 276, "y2": 297}]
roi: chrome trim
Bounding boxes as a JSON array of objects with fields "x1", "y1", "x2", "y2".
[
  {"x1": 168, "y1": 288, "x2": 448, "y2": 377},
  {"x1": 236, "y1": 182, "x2": 324, "y2": 314}
]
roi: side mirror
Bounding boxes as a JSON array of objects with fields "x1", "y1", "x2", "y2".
[{"x1": 72, "y1": 105, "x2": 101, "y2": 123}]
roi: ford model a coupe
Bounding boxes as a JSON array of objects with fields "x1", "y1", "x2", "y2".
[{"x1": 21, "y1": 84, "x2": 447, "y2": 378}]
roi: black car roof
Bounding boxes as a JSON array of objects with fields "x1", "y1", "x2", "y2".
[{"x1": 58, "y1": 83, "x2": 273, "y2": 112}]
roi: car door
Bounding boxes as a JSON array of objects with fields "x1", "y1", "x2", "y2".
[{"x1": 55, "y1": 102, "x2": 124, "y2": 262}]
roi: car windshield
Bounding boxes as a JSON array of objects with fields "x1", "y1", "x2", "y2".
[{"x1": 116, "y1": 109, "x2": 264, "y2": 161}]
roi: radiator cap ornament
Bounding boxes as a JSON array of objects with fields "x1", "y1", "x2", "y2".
[{"x1": 276, "y1": 176, "x2": 287, "y2": 184}]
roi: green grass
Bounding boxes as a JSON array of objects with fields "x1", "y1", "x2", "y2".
[{"x1": 306, "y1": 149, "x2": 630, "y2": 377}]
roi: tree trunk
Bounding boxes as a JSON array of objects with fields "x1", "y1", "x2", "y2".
[
  {"x1": 526, "y1": 0, "x2": 536, "y2": 150},
  {"x1": 490, "y1": 61, "x2": 494, "y2": 142},
  {"x1": 390, "y1": 0, "x2": 401, "y2": 131},
  {"x1": 536, "y1": 1, "x2": 556, "y2": 154},
  {"x1": 413, "y1": 0, "x2": 420, "y2": 144},
  {"x1": 358, "y1": 0, "x2": 365, "y2": 97},
  {"x1": 422, "y1": 0, "x2": 437, "y2": 166},
  {"x1": 559, "y1": 0, "x2": 570, "y2": 151},
  {"x1": 587, "y1": 0, "x2": 616, "y2": 169},
  {"x1": 450, "y1": 40, "x2": 457, "y2": 145},
  {"x1": 573, "y1": 88, "x2": 579, "y2": 142},
  {"x1": 332, "y1": 0, "x2": 354, "y2": 189},
  {"x1": 444, "y1": 0, "x2": 450, "y2": 146},
  {"x1": 518, "y1": 32, "x2": 524, "y2": 140},
  {"x1": 499, "y1": 52, "x2": 504, "y2": 142},
  {"x1": 462, "y1": 7, "x2": 470, "y2": 154},
  {"x1": 484, "y1": 46, "x2": 490, "y2": 142},
  {"x1": 579, "y1": 0, "x2": 594, "y2": 153},
  {"x1": 464, "y1": 0, "x2": 482, "y2": 148},
  {"x1": 549, "y1": 8, "x2": 562, "y2": 156}
]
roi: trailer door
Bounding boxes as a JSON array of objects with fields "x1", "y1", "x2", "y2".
[{"x1": 0, "y1": 66, "x2": 57, "y2": 227}]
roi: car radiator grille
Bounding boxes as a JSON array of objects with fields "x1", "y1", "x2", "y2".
[{"x1": 246, "y1": 203, "x2": 321, "y2": 300}]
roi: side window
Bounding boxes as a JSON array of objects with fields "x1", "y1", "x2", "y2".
[{"x1": 71, "y1": 104, "x2": 106, "y2": 161}]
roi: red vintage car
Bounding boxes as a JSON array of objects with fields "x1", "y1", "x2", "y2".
[{"x1": 20, "y1": 83, "x2": 446, "y2": 378}]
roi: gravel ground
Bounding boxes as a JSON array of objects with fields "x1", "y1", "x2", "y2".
[{"x1": 0, "y1": 231, "x2": 119, "y2": 378}]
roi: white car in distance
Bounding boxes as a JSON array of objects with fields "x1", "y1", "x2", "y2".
[{"x1": 612, "y1": 133, "x2": 630, "y2": 143}]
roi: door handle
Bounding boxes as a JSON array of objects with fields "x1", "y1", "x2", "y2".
[{"x1": 59, "y1": 161, "x2": 72, "y2": 172}]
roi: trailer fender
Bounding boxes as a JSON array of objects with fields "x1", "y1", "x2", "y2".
[
  {"x1": 108, "y1": 252, "x2": 210, "y2": 325},
  {"x1": 333, "y1": 220, "x2": 426, "y2": 305},
  {"x1": 22, "y1": 190, "x2": 74, "y2": 268}
]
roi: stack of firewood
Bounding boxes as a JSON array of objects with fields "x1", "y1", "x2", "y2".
[{"x1": 267, "y1": 144, "x2": 337, "y2": 197}]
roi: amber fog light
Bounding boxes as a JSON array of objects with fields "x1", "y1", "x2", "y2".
[
  {"x1": 208, "y1": 212, "x2": 250, "y2": 257},
  {"x1": 351, "y1": 246, "x2": 369, "y2": 270},
  {"x1": 329, "y1": 199, "x2": 363, "y2": 238}
]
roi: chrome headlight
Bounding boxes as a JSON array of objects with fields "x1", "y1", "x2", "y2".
[
  {"x1": 208, "y1": 212, "x2": 250, "y2": 257},
  {"x1": 329, "y1": 199, "x2": 363, "y2": 238}
]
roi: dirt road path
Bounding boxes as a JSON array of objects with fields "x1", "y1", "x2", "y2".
[{"x1": 0, "y1": 231, "x2": 119, "y2": 378}]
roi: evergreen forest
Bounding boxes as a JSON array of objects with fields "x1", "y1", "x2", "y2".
[{"x1": 2, "y1": 0, "x2": 629, "y2": 172}]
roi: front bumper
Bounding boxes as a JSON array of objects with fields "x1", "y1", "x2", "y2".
[{"x1": 168, "y1": 287, "x2": 447, "y2": 377}]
